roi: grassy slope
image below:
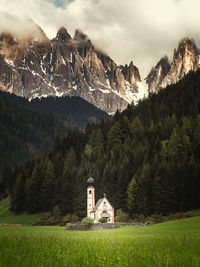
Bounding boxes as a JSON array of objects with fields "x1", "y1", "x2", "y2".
[
  {"x1": 0, "y1": 198, "x2": 47, "y2": 225},
  {"x1": 0, "y1": 216, "x2": 200, "y2": 266}
]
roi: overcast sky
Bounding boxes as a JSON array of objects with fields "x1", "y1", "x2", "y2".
[{"x1": 0, "y1": 0, "x2": 200, "y2": 78}]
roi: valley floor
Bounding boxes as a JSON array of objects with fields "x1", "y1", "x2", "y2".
[{"x1": 0, "y1": 216, "x2": 200, "y2": 266}]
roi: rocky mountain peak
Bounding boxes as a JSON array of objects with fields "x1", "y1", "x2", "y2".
[
  {"x1": 0, "y1": 26, "x2": 143, "y2": 114},
  {"x1": 120, "y1": 61, "x2": 141, "y2": 85},
  {"x1": 73, "y1": 29, "x2": 92, "y2": 51},
  {"x1": 175, "y1": 38, "x2": 199, "y2": 56},
  {"x1": 2, "y1": 25, "x2": 198, "y2": 114},
  {"x1": 172, "y1": 37, "x2": 200, "y2": 74},
  {"x1": 74, "y1": 29, "x2": 88, "y2": 41},
  {"x1": 145, "y1": 56, "x2": 170, "y2": 93},
  {"x1": 146, "y1": 37, "x2": 200, "y2": 93},
  {"x1": 0, "y1": 32, "x2": 23, "y2": 61},
  {"x1": 55, "y1": 27, "x2": 72, "y2": 42}
]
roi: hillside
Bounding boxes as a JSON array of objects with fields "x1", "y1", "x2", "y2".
[
  {"x1": 30, "y1": 96, "x2": 110, "y2": 129},
  {"x1": 0, "y1": 91, "x2": 109, "y2": 200},
  {"x1": 0, "y1": 91, "x2": 70, "y2": 170},
  {"x1": 9, "y1": 69, "x2": 200, "y2": 216}
]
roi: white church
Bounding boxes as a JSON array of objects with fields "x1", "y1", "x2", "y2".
[{"x1": 87, "y1": 176, "x2": 114, "y2": 223}]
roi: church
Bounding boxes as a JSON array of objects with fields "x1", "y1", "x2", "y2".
[{"x1": 87, "y1": 176, "x2": 114, "y2": 223}]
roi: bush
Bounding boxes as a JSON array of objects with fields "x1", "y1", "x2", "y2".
[
  {"x1": 82, "y1": 217, "x2": 94, "y2": 227},
  {"x1": 115, "y1": 209, "x2": 129, "y2": 222},
  {"x1": 71, "y1": 213, "x2": 79, "y2": 222},
  {"x1": 99, "y1": 218, "x2": 107, "y2": 223},
  {"x1": 52, "y1": 205, "x2": 61, "y2": 219},
  {"x1": 145, "y1": 217, "x2": 156, "y2": 225},
  {"x1": 151, "y1": 214, "x2": 163, "y2": 223},
  {"x1": 135, "y1": 214, "x2": 145, "y2": 223},
  {"x1": 63, "y1": 213, "x2": 79, "y2": 223}
]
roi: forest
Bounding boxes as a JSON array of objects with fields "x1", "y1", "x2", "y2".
[
  {"x1": 2, "y1": 69, "x2": 200, "y2": 218},
  {"x1": 0, "y1": 92, "x2": 109, "y2": 197}
]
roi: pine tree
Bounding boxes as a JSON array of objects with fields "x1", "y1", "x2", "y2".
[{"x1": 41, "y1": 159, "x2": 57, "y2": 211}]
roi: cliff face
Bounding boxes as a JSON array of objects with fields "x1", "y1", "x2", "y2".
[
  {"x1": 146, "y1": 38, "x2": 200, "y2": 93},
  {"x1": 1, "y1": 26, "x2": 199, "y2": 113},
  {"x1": 145, "y1": 56, "x2": 170, "y2": 93},
  {"x1": 0, "y1": 27, "x2": 142, "y2": 114}
]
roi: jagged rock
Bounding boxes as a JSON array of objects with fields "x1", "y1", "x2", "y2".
[
  {"x1": 146, "y1": 38, "x2": 200, "y2": 93},
  {"x1": 55, "y1": 27, "x2": 72, "y2": 42},
  {"x1": 0, "y1": 26, "x2": 141, "y2": 114},
  {"x1": 145, "y1": 56, "x2": 170, "y2": 93},
  {"x1": 120, "y1": 61, "x2": 141, "y2": 85}
]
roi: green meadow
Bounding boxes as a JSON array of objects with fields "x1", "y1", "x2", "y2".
[
  {"x1": 0, "y1": 216, "x2": 200, "y2": 267},
  {"x1": 0, "y1": 198, "x2": 48, "y2": 225}
]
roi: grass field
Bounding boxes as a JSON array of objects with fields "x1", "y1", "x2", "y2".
[
  {"x1": 0, "y1": 216, "x2": 200, "y2": 267},
  {"x1": 0, "y1": 198, "x2": 47, "y2": 225}
]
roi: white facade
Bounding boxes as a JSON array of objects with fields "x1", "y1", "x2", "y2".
[
  {"x1": 94, "y1": 197, "x2": 114, "y2": 223},
  {"x1": 87, "y1": 186, "x2": 95, "y2": 218},
  {"x1": 87, "y1": 186, "x2": 114, "y2": 223}
]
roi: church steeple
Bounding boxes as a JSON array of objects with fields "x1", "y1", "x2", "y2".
[{"x1": 87, "y1": 176, "x2": 95, "y2": 218}]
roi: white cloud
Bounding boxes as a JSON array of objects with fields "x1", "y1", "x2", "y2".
[{"x1": 0, "y1": 0, "x2": 200, "y2": 77}]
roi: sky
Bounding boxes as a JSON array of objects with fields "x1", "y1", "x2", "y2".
[{"x1": 0, "y1": 0, "x2": 200, "y2": 78}]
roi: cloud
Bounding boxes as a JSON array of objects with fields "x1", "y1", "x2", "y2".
[{"x1": 0, "y1": 0, "x2": 200, "y2": 77}]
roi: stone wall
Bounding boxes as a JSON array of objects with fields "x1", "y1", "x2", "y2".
[{"x1": 66, "y1": 222, "x2": 146, "y2": 231}]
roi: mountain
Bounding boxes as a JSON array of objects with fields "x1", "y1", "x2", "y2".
[
  {"x1": 0, "y1": 24, "x2": 200, "y2": 112},
  {"x1": 0, "y1": 26, "x2": 146, "y2": 114},
  {"x1": 9, "y1": 69, "x2": 200, "y2": 215},
  {"x1": 0, "y1": 91, "x2": 69, "y2": 171},
  {"x1": 0, "y1": 91, "x2": 109, "y2": 173},
  {"x1": 146, "y1": 38, "x2": 200, "y2": 93},
  {"x1": 30, "y1": 95, "x2": 110, "y2": 129}
]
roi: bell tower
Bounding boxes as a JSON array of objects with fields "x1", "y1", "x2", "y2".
[{"x1": 87, "y1": 176, "x2": 95, "y2": 218}]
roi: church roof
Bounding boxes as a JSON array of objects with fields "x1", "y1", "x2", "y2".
[
  {"x1": 91, "y1": 196, "x2": 114, "y2": 212},
  {"x1": 87, "y1": 177, "x2": 94, "y2": 184},
  {"x1": 92, "y1": 198, "x2": 104, "y2": 211}
]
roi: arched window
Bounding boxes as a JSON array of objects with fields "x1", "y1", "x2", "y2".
[{"x1": 89, "y1": 190, "x2": 91, "y2": 194}]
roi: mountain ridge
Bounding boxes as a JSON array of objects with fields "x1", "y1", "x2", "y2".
[
  {"x1": 0, "y1": 90, "x2": 109, "y2": 174},
  {"x1": 0, "y1": 25, "x2": 200, "y2": 112},
  {"x1": 146, "y1": 38, "x2": 200, "y2": 93},
  {"x1": 0, "y1": 26, "x2": 145, "y2": 114}
]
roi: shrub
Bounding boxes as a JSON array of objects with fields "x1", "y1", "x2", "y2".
[
  {"x1": 135, "y1": 214, "x2": 145, "y2": 223},
  {"x1": 64, "y1": 213, "x2": 79, "y2": 223},
  {"x1": 71, "y1": 213, "x2": 79, "y2": 222},
  {"x1": 52, "y1": 205, "x2": 61, "y2": 219},
  {"x1": 151, "y1": 214, "x2": 163, "y2": 223},
  {"x1": 144, "y1": 214, "x2": 162, "y2": 225},
  {"x1": 145, "y1": 217, "x2": 156, "y2": 225},
  {"x1": 115, "y1": 209, "x2": 129, "y2": 222},
  {"x1": 99, "y1": 218, "x2": 107, "y2": 223},
  {"x1": 82, "y1": 217, "x2": 94, "y2": 227}
]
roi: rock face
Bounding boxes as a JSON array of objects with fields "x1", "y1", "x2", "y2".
[
  {"x1": 146, "y1": 38, "x2": 200, "y2": 93},
  {"x1": 145, "y1": 56, "x2": 170, "y2": 93},
  {"x1": 0, "y1": 27, "x2": 143, "y2": 114},
  {"x1": 1, "y1": 28, "x2": 199, "y2": 112}
]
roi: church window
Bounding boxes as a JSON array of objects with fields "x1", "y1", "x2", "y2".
[{"x1": 89, "y1": 190, "x2": 91, "y2": 194}]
